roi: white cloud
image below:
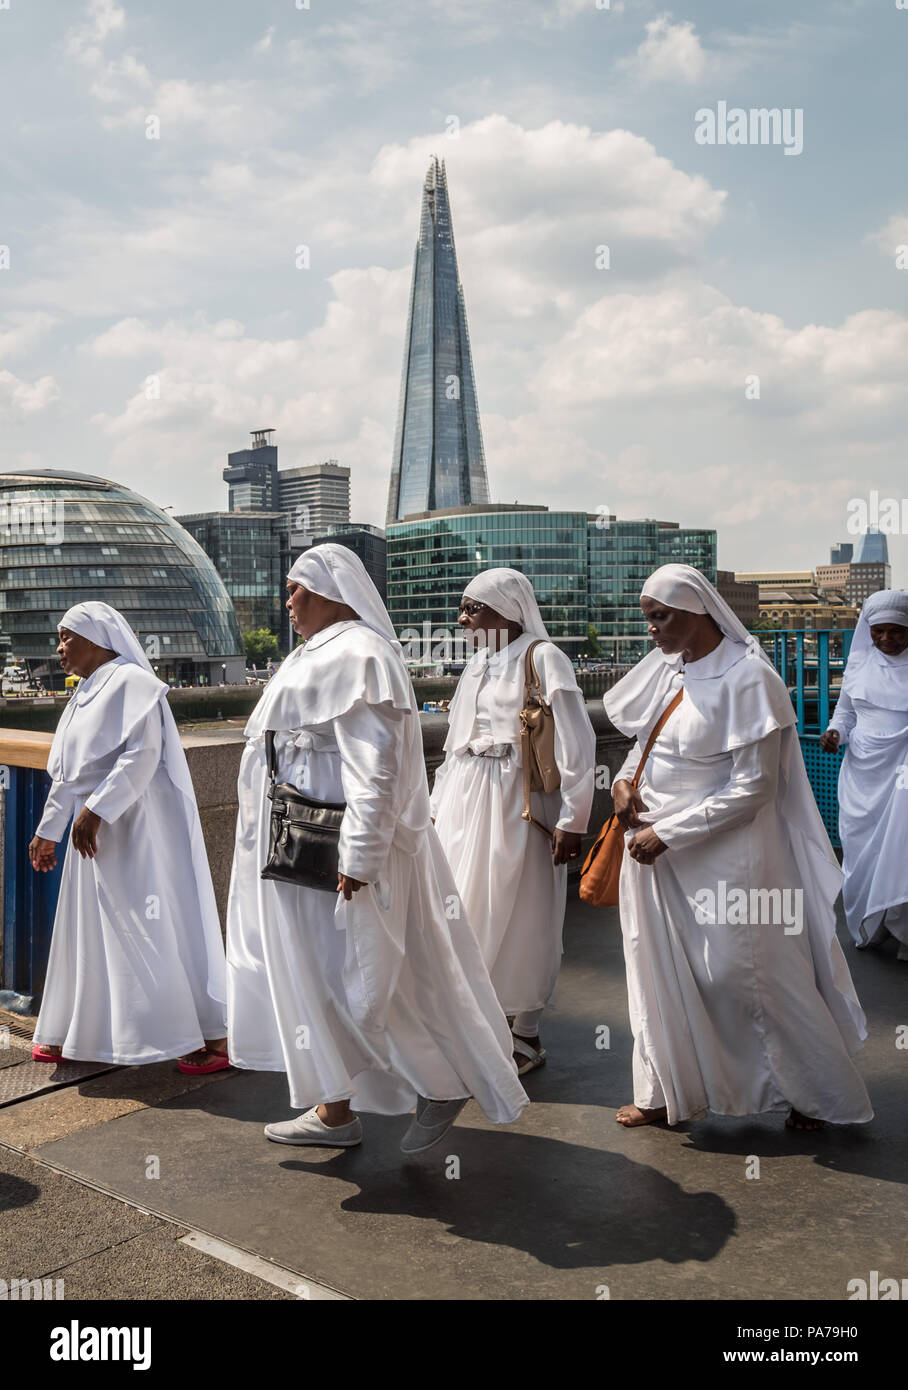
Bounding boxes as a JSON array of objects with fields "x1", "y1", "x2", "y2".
[
  {"x1": 10, "y1": 115, "x2": 725, "y2": 326},
  {"x1": 0, "y1": 371, "x2": 61, "y2": 420},
  {"x1": 253, "y1": 27, "x2": 275, "y2": 55},
  {"x1": 868, "y1": 212, "x2": 908, "y2": 264},
  {"x1": 65, "y1": 0, "x2": 126, "y2": 66},
  {"x1": 531, "y1": 283, "x2": 908, "y2": 416},
  {"x1": 83, "y1": 267, "x2": 411, "y2": 518},
  {"x1": 619, "y1": 13, "x2": 706, "y2": 85},
  {"x1": 0, "y1": 313, "x2": 59, "y2": 362}
]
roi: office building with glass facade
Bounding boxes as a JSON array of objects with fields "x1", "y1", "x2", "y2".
[
  {"x1": 387, "y1": 505, "x2": 586, "y2": 657},
  {"x1": 177, "y1": 511, "x2": 285, "y2": 636},
  {"x1": 588, "y1": 519, "x2": 717, "y2": 663},
  {"x1": 386, "y1": 157, "x2": 490, "y2": 525},
  {"x1": 387, "y1": 506, "x2": 715, "y2": 662},
  {"x1": 0, "y1": 470, "x2": 244, "y2": 687},
  {"x1": 224, "y1": 429, "x2": 279, "y2": 512}
]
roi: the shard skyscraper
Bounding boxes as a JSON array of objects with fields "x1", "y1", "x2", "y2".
[{"x1": 385, "y1": 157, "x2": 491, "y2": 525}]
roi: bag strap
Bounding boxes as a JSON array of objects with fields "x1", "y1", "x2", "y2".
[
  {"x1": 264, "y1": 729, "x2": 277, "y2": 785},
  {"x1": 524, "y1": 639, "x2": 546, "y2": 704},
  {"x1": 631, "y1": 687, "x2": 684, "y2": 788},
  {"x1": 580, "y1": 687, "x2": 684, "y2": 883},
  {"x1": 521, "y1": 639, "x2": 554, "y2": 837}
]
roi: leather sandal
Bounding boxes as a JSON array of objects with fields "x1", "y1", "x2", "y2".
[{"x1": 512, "y1": 1035, "x2": 546, "y2": 1076}]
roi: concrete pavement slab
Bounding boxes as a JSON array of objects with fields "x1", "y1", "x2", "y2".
[{"x1": 27, "y1": 901, "x2": 907, "y2": 1301}]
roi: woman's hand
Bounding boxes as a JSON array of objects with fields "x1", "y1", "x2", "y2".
[
  {"x1": 626, "y1": 826, "x2": 667, "y2": 866},
  {"x1": 71, "y1": 807, "x2": 102, "y2": 860},
  {"x1": 552, "y1": 829, "x2": 582, "y2": 865},
  {"x1": 337, "y1": 874, "x2": 365, "y2": 901},
  {"x1": 819, "y1": 730, "x2": 840, "y2": 753},
  {"x1": 29, "y1": 836, "x2": 57, "y2": 872},
  {"x1": 613, "y1": 778, "x2": 648, "y2": 829}
]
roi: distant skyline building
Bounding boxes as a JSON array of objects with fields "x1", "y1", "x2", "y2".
[
  {"x1": 278, "y1": 461, "x2": 350, "y2": 536},
  {"x1": 758, "y1": 586, "x2": 859, "y2": 631},
  {"x1": 224, "y1": 429, "x2": 279, "y2": 512},
  {"x1": 385, "y1": 156, "x2": 490, "y2": 525},
  {"x1": 182, "y1": 431, "x2": 359, "y2": 654},
  {"x1": 852, "y1": 526, "x2": 888, "y2": 565},
  {"x1": 177, "y1": 510, "x2": 286, "y2": 638},
  {"x1": 830, "y1": 542, "x2": 854, "y2": 565},
  {"x1": 716, "y1": 570, "x2": 759, "y2": 627}
]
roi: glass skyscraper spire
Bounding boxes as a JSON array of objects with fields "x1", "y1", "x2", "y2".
[{"x1": 386, "y1": 157, "x2": 491, "y2": 525}]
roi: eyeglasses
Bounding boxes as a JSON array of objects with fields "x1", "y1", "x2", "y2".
[{"x1": 459, "y1": 601, "x2": 487, "y2": 617}]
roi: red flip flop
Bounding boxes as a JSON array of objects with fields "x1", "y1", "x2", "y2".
[
  {"x1": 32, "y1": 1045, "x2": 73, "y2": 1063},
  {"x1": 177, "y1": 1048, "x2": 232, "y2": 1075}
]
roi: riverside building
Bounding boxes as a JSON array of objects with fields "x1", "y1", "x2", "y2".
[{"x1": 0, "y1": 469, "x2": 244, "y2": 687}]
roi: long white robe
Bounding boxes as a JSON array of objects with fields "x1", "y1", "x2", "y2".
[
  {"x1": 828, "y1": 688, "x2": 908, "y2": 948},
  {"x1": 430, "y1": 634, "x2": 596, "y2": 1016},
  {"x1": 226, "y1": 621, "x2": 528, "y2": 1122},
  {"x1": 34, "y1": 658, "x2": 227, "y2": 1065},
  {"x1": 610, "y1": 640, "x2": 872, "y2": 1126}
]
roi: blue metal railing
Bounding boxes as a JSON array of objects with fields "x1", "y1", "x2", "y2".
[
  {"x1": 754, "y1": 629, "x2": 851, "y2": 847},
  {"x1": 1, "y1": 762, "x2": 64, "y2": 1011}
]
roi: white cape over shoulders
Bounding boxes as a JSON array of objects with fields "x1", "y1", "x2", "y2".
[
  {"x1": 227, "y1": 622, "x2": 528, "y2": 1122},
  {"x1": 34, "y1": 659, "x2": 227, "y2": 1064},
  {"x1": 607, "y1": 638, "x2": 872, "y2": 1126}
]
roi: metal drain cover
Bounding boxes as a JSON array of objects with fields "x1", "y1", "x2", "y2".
[
  {"x1": 0, "y1": 1058, "x2": 113, "y2": 1107},
  {"x1": 0, "y1": 1043, "x2": 33, "y2": 1070}
]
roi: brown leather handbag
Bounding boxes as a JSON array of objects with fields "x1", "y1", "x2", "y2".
[
  {"x1": 579, "y1": 688, "x2": 683, "y2": 906},
  {"x1": 519, "y1": 639, "x2": 561, "y2": 836}
]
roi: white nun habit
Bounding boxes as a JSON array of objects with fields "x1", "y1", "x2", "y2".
[
  {"x1": 225, "y1": 545, "x2": 528, "y2": 1122},
  {"x1": 430, "y1": 568, "x2": 596, "y2": 1030},
  {"x1": 33, "y1": 602, "x2": 227, "y2": 1064},
  {"x1": 604, "y1": 565, "x2": 872, "y2": 1125},
  {"x1": 826, "y1": 589, "x2": 908, "y2": 953}
]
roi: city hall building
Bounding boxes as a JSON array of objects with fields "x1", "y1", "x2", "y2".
[{"x1": 0, "y1": 469, "x2": 245, "y2": 688}]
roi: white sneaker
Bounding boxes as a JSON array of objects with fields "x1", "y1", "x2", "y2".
[
  {"x1": 400, "y1": 1098, "x2": 469, "y2": 1154},
  {"x1": 264, "y1": 1107, "x2": 363, "y2": 1147}
]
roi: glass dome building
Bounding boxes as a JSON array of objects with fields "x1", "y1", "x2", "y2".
[{"x1": 0, "y1": 469, "x2": 244, "y2": 687}]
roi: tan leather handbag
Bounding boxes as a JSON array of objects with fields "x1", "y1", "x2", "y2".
[
  {"x1": 579, "y1": 688, "x2": 683, "y2": 906},
  {"x1": 519, "y1": 639, "x2": 561, "y2": 835}
]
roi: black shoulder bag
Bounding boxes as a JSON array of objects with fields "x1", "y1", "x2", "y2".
[{"x1": 260, "y1": 730, "x2": 347, "y2": 892}]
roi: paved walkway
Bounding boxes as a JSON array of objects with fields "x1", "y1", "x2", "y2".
[{"x1": 1, "y1": 898, "x2": 905, "y2": 1300}]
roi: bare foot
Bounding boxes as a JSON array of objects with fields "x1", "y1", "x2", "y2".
[
  {"x1": 616, "y1": 1103, "x2": 668, "y2": 1127},
  {"x1": 786, "y1": 1108, "x2": 825, "y2": 1132},
  {"x1": 34, "y1": 1044, "x2": 63, "y2": 1059}
]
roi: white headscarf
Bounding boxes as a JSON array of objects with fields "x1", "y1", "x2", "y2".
[
  {"x1": 840, "y1": 589, "x2": 908, "y2": 710},
  {"x1": 48, "y1": 601, "x2": 197, "y2": 811},
  {"x1": 245, "y1": 544, "x2": 412, "y2": 736},
  {"x1": 462, "y1": 568, "x2": 550, "y2": 640},
  {"x1": 288, "y1": 544, "x2": 400, "y2": 649},
  {"x1": 605, "y1": 564, "x2": 792, "y2": 753},
  {"x1": 640, "y1": 563, "x2": 765, "y2": 655},
  {"x1": 59, "y1": 601, "x2": 155, "y2": 672},
  {"x1": 442, "y1": 569, "x2": 582, "y2": 754}
]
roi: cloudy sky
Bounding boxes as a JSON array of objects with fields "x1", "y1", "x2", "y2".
[{"x1": 2, "y1": 0, "x2": 906, "y2": 578}]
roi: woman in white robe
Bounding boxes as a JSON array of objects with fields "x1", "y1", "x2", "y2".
[
  {"x1": 605, "y1": 565, "x2": 872, "y2": 1131},
  {"x1": 28, "y1": 603, "x2": 228, "y2": 1068},
  {"x1": 821, "y1": 589, "x2": 908, "y2": 958},
  {"x1": 430, "y1": 569, "x2": 596, "y2": 1074},
  {"x1": 226, "y1": 545, "x2": 527, "y2": 1154}
]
